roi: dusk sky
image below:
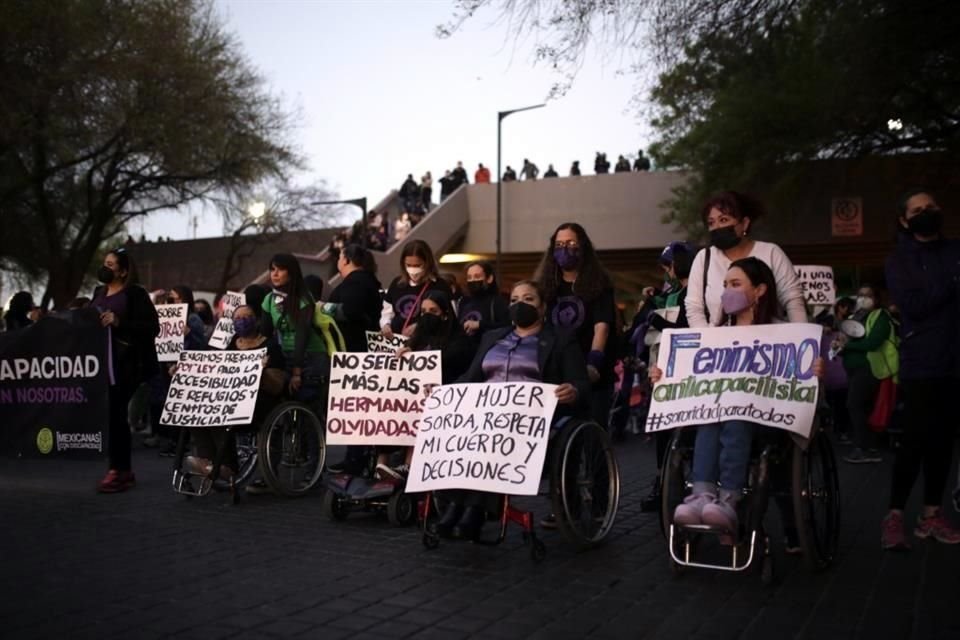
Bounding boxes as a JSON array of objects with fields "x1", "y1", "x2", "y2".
[{"x1": 142, "y1": 0, "x2": 651, "y2": 241}]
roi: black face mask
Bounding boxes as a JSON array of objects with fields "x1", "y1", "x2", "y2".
[
  {"x1": 417, "y1": 313, "x2": 443, "y2": 335},
  {"x1": 510, "y1": 302, "x2": 540, "y2": 329},
  {"x1": 906, "y1": 209, "x2": 943, "y2": 236},
  {"x1": 97, "y1": 266, "x2": 116, "y2": 284},
  {"x1": 709, "y1": 225, "x2": 741, "y2": 250},
  {"x1": 466, "y1": 281, "x2": 486, "y2": 296}
]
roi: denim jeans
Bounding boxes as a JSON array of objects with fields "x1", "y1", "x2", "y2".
[{"x1": 691, "y1": 420, "x2": 755, "y2": 498}]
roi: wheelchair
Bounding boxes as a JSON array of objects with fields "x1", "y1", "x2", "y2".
[
  {"x1": 660, "y1": 419, "x2": 840, "y2": 583},
  {"x1": 171, "y1": 372, "x2": 328, "y2": 501},
  {"x1": 418, "y1": 417, "x2": 621, "y2": 562},
  {"x1": 322, "y1": 448, "x2": 417, "y2": 527}
]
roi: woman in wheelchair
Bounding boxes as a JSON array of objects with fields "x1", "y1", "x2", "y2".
[
  {"x1": 650, "y1": 258, "x2": 824, "y2": 539},
  {"x1": 260, "y1": 253, "x2": 329, "y2": 404},
  {"x1": 379, "y1": 290, "x2": 475, "y2": 480},
  {"x1": 434, "y1": 279, "x2": 590, "y2": 540},
  {"x1": 185, "y1": 305, "x2": 286, "y2": 478}
]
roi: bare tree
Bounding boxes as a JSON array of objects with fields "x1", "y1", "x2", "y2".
[{"x1": 213, "y1": 181, "x2": 340, "y2": 293}]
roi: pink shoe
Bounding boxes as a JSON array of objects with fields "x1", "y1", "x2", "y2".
[
  {"x1": 914, "y1": 512, "x2": 960, "y2": 544},
  {"x1": 673, "y1": 493, "x2": 715, "y2": 526},
  {"x1": 881, "y1": 511, "x2": 910, "y2": 550},
  {"x1": 701, "y1": 498, "x2": 738, "y2": 535}
]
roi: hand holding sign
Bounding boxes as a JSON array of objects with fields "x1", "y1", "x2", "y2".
[{"x1": 406, "y1": 382, "x2": 558, "y2": 496}]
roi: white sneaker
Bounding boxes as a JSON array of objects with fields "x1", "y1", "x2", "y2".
[
  {"x1": 701, "y1": 498, "x2": 739, "y2": 534},
  {"x1": 673, "y1": 493, "x2": 715, "y2": 526}
]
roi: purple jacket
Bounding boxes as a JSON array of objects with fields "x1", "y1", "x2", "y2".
[{"x1": 885, "y1": 234, "x2": 960, "y2": 380}]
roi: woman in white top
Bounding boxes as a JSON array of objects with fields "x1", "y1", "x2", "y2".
[{"x1": 686, "y1": 191, "x2": 806, "y2": 328}]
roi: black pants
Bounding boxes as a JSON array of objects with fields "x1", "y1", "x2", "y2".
[
  {"x1": 107, "y1": 380, "x2": 137, "y2": 471},
  {"x1": 846, "y1": 368, "x2": 879, "y2": 450},
  {"x1": 193, "y1": 429, "x2": 239, "y2": 471},
  {"x1": 890, "y1": 377, "x2": 959, "y2": 510},
  {"x1": 591, "y1": 382, "x2": 613, "y2": 430}
]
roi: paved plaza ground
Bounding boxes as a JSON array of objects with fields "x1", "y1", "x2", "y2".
[{"x1": 2, "y1": 436, "x2": 959, "y2": 640}]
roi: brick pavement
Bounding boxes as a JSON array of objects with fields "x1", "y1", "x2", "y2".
[{"x1": 1, "y1": 436, "x2": 959, "y2": 640}]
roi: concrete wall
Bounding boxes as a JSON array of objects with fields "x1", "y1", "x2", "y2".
[{"x1": 460, "y1": 171, "x2": 690, "y2": 252}]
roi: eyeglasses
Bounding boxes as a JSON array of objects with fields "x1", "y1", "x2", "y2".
[{"x1": 554, "y1": 241, "x2": 579, "y2": 249}]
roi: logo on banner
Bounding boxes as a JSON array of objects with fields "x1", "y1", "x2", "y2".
[
  {"x1": 552, "y1": 296, "x2": 585, "y2": 330},
  {"x1": 36, "y1": 427, "x2": 54, "y2": 454},
  {"x1": 56, "y1": 431, "x2": 103, "y2": 452}
]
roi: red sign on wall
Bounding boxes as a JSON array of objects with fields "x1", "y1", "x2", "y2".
[{"x1": 831, "y1": 197, "x2": 863, "y2": 237}]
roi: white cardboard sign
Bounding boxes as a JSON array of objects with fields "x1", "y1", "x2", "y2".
[
  {"x1": 326, "y1": 350, "x2": 442, "y2": 446},
  {"x1": 365, "y1": 330, "x2": 409, "y2": 353},
  {"x1": 159, "y1": 349, "x2": 264, "y2": 427},
  {"x1": 208, "y1": 291, "x2": 247, "y2": 350},
  {"x1": 647, "y1": 324, "x2": 822, "y2": 439},
  {"x1": 406, "y1": 382, "x2": 558, "y2": 496},
  {"x1": 155, "y1": 303, "x2": 188, "y2": 362},
  {"x1": 793, "y1": 265, "x2": 836, "y2": 306}
]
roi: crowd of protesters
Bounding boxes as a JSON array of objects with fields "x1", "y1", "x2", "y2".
[{"x1": 3, "y1": 187, "x2": 958, "y2": 549}]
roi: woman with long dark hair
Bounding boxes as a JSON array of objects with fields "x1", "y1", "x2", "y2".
[
  {"x1": 650, "y1": 257, "x2": 824, "y2": 538},
  {"x1": 379, "y1": 239, "x2": 448, "y2": 339},
  {"x1": 261, "y1": 253, "x2": 328, "y2": 400},
  {"x1": 329, "y1": 244, "x2": 382, "y2": 353},
  {"x1": 534, "y1": 222, "x2": 617, "y2": 432},
  {"x1": 93, "y1": 248, "x2": 160, "y2": 493},
  {"x1": 379, "y1": 290, "x2": 474, "y2": 480},
  {"x1": 435, "y1": 280, "x2": 590, "y2": 539}
]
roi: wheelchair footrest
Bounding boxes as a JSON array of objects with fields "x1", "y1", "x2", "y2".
[
  {"x1": 171, "y1": 470, "x2": 214, "y2": 497},
  {"x1": 668, "y1": 525, "x2": 759, "y2": 572}
]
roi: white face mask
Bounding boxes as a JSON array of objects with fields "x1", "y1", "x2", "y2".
[
  {"x1": 406, "y1": 267, "x2": 424, "y2": 281},
  {"x1": 856, "y1": 296, "x2": 875, "y2": 311}
]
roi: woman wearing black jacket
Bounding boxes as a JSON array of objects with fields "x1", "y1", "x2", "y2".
[
  {"x1": 93, "y1": 248, "x2": 160, "y2": 493},
  {"x1": 328, "y1": 244, "x2": 382, "y2": 353},
  {"x1": 458, "y1": 261, "x2": 510, "y2": 346},
  {"x1": 435, "y1": 280, "x2": 590, "y2": 539},
  {"x1": 326, "y1": 244, "x2": 383, "y2": 474}
]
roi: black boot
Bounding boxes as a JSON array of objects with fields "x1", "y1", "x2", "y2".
[
  {"x1": 640, "y1": 476, "x2": 661, "y2": 513},
  {"x1": 452, "y1": 505, "x2": 485, "y2": 540},
  {"x1": 436, "y1": 502, "x2": 464, "y2": 539}
]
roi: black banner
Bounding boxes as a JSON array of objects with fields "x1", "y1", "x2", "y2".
[{"x1": 0, "y1": 309, "x2": 109, "y2": 457}]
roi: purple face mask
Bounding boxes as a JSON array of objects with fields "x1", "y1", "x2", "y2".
[
  {"x1": 554, "y1": 247, "x2": 580, "y2": 270},
  {"x1": 233, "y1": 316, "x2": 258, "y2": 338},
  {"x1": 721, "y1": 288, "x2": 752, "y2": 315}
]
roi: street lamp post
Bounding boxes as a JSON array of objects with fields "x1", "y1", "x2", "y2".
[
  {"x1": 312, "y1": 197, "x2": 368, "y2": 248},
  {"x1": 496, "y1": 104, "x2": 545, "y2": 286}
]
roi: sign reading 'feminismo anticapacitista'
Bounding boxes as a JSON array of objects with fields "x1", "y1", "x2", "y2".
[{"x1": 647, "y1": 324, "x2": 822, "y2": 439}]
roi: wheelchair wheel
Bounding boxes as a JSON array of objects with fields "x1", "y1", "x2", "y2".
[
  {"x1": 257, "y1": 401, "x2": 326, "y2": 497},
  {"x1": 550, "y1": 420, "x2": 620, "y2": 550},
  {"x1": 792, "y1": 429, "x2": 840, "y2": 571},
  {"x1": 322, "y1": 490, "x2": 349, "y2": 521},
  {"x1": 387, "y1": 492, "x2": 416, "y2": 527},
  {"x1": 660, "y1": 428, "x2": 694, "y2": 537},
  {"x1": 214, "y1": 430, "x2": 258, "y2": 492}
]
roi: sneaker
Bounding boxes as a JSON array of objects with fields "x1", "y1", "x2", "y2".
[
  {"x1": 376, "y1": 463, "x2": 408, "y2": 480},
  {"x1": 843, "y1": 448, "x2": 881, "y2": 464},
  {"x1": 701, "y1": 497, "x2": 738, "y2": 534},
  {"x1": 97, "y1": 469, "x2": 136, "y2": 493},
  {"x1": 673, "y1": 493, "x2": 716, "y2": 527},
  {"x1": 881, "y1": 511, "x2": 910, "y2": 551},
  {"x1": 142, "y1": 435, "x2": 162, "y2": 448},
  {"x1": 540, "y1": 514, "x2": 557, "y2": 529},
  {"x1": 914, "y1": 512, "x2": 960, "y2": 544},
  {"x1": 159, "y1": 442, "x2": 177, "y2": 458},
  {"x1": 184, "y1": 455, "x2": 212, "y2": 475},
  {"x1": 837, "y1": 433, "x2": 853, "y2": 446}
]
